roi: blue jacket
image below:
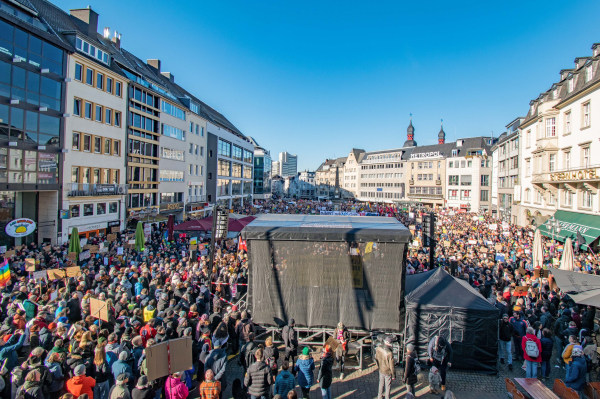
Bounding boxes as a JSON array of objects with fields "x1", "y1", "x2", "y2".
[
  {"x1": 509, "y1": 317, "x2": 527, "y2": 337},
  {"x1": 0, "y1": 332, "x2": 26, "y2": 371},
  {"x1": 22, "y1": 300, "x2": 36, "y2": 321},
  {"x1": 205, "y1": 348, "x2": 228, "y2": 386},
  {"x1": 111, "y1": 359, "x2": 133, "y2": 381},
  {"x1": 44, "y1": 360, "x2": 64, "y2": 393},
  {"x1": 565, "y1": 356, "x2": 587, "y2": 391},
  {"x1": 294, "y1": 355, "x2": 315, "y2": 389},
  {"x1": 274, "y1": 370, "x2": 295, "y2": 397},
  {"x1": 135, "y1": 282, "x2": 144, "y2": 297}
]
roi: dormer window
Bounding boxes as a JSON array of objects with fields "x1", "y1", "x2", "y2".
[
  {"x1": 75, "y1": 37, "x2": 109, "y2": 65},
  {"x1": 190, "y1": 102, "x2": 199, "y2": 114},
  {"x1": 586, "y1": 65, "x2": 593, "y2": 83},
  {"x1": 568, "y1": 78, "x2": 574, "y2": 93},
  {"x1": 457, "y1": 140, "x2": 463, "y2": 147},
  {"x1": 452, "y1": 149, "x2": 458, "y2": 157},
  {"x1": 553, "y1": 89, "x2": 558, "y2": 99}
]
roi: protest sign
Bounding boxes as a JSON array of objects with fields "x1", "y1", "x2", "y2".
[
  {"x1": 83, "y1": 244, "x2": 92, "y2": 250},
  {"x1": 107, "y1": 234, "x2": 117, "y2": 242},
  {"x1": 43, "y1": 245, "x2": 51, "y2": 252},
  {"x1": 190, "y1": 237, "x2": 197, "y2": 245},
  {"x1": 46, "y1": 269, "x2": 66, "y2": 280},
  {"x1": 144, "y1": 224, "x2": 151, "y2": 237},
  {"x1": 80, "y1": 238, "x2": 87, "y2": 246},
  {"x1": 190, "y1": 244, "x2": 197, "y2": 251},
  {"x1": 104, "y1": 257, "x2": 109, "y2": 266},
  {"x1": 117, "y1": 247, "x2": 124, "y2": 255},
  {"x1": 444, "y1": 241, "x2": 451, "y2": 247},
  {"x1": 468, "y1": 240, "x2": 477, "y2": 245},
  {"x1": 25, "y1": 258, "x2": 35, "y2": 271},
  {"x1": 145, "y1": 337, "x2": 193, "y2": 382},
  {"x1": 66, "y1": 266, "x2": 81, "y2": 277},
  {"x1": 488, "y1": 224, "x2": 497, "y2": 231},
  {"x1": 32, "y1": 271, "x2": 47, "y2": 282},
  {"x1": 79, "y1": 250, "x2": 90, "y2": 262},
  {"x1": 68, "y1": 252, "x2": 77, "y2": 261},
  {"x1": 513, "y1": 286, "x2": 529, "y2": 297},
  {"x1": 128, "y1": 240, "x2": 135, "y2": 244},
  {"x1": 111, "y1": 227, "x2": 120, "y2": 233},
  {"x1": 90, "y1": 245, "x2": 99, "y2": 253},
  {"x1": 99, "y1": 247, "x2": 108, "y2": 253},
  {"x1": 534, "y1": 269, "x2": 550, "y2": 279},
  {"x1": 480, "y1": 247, "x2": 488, "y2": 253},
  {"x1": 89, "y1": 297, "x2": 109, "y2": 322},
  {"x1": 0, "y1": 246, "x2": 5, "y2": 254},
  {"x1": 494, "y1": 244, "x2": 502, "y2": 251},
  {"x1": 4, "y1": 250, "x2": 15, "y2": 258}
]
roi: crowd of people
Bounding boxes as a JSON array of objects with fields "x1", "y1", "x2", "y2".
[{"x1": 0, "y1": 197, "x2": 596, "y2": 399}]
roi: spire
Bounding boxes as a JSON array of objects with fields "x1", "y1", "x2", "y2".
[
  {"x1": 403, "y1": 114, "x2": 417, "y2": 147},
  {"x1": 438, "y1": 118, "x2": 445, "y2": 144}
]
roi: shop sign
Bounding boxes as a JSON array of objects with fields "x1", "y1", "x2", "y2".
[
  {"x1": 107, "y1": 220, "x2": 120, "y2": 228},
  {"x1": 549, "y1": 169, "x2": 597, "y2": 181},
  {"x1": 70, "y1": 222, "x2": 107, "y2": 234},
  {"x1": 160, "y1": 202, "x2": 183, "y2": 212},
  {"x1": 5, "y1": 218, "x2": 36, "y2": 237},
  {"x1": 410, "y1": 151, "x2": 441, "y2": 159},
  {"x1": 59, "y1": 210, "x2": 69, "y2": 219}
]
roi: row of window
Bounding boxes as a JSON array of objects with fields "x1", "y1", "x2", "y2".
[
  {"x1": 408, "y1": 186, "x2": 443, "y2": 195},
  {"x1": 524, "y1": 188, "x2": 594, "y2": 209},
  {"x1": 162, "y1": 123, "x2": 185, "y2": 141},
  {"x1": 75, "y1": 38, "x2": 109, "y2": 66},
  {"x1": 161, "y1": 147, "x2": 184, "y2": 161},
  {"x1": 218, "y1": 139, "x2": 253, "y2": 163},
  {"x1": 70, "y1": 201, "x2": 119, "y2": 218},
  {"x1": 159, "y1": 170, "x2": 184, "y2": 182},
  {"x1": 525, "y1": 102, "x2": 591, "y2": 146},
  {"x1": 74, "y1": 62, "x2": 122, "y2": 96},
  {"x1": 360, "y1": 192, "x2": 403, "y2": 199},
  {"x1": 188, "y1": 143, "x2": 204, "y2": 157},
  {"x1": 361, "y1": 163, "x2": 404, "y2": 170},
  {"x1": 416, "y1": 174, "x2": 437, "y2": 181},
  {"x1": 161, "y1": 101, "x2": 186, "y2": 120},
  {"x1": 216, "y1": 179, "x2": 253, "y2": 197},
  {"x1": 71, "y1": 166, "x2": 119, "y2": 184},
  {"x1": 0, "y1": 148, "x2": 58, "y2": 184},
  {"x1": 73, "y1": 98, "x2": 122, "y2": 126},
  {"x1": 447, "y1": 189, "x2": 489, "y2": 201},
  {"x1": 189, "y1": 164, "x2": 203, "y2": 176},
  {"x1": 218, "y1": 160, "x2": 252, "y2": 178},
  {"x1": 1, "y1": 62, "x2": 62, "y2": 111},
  {"x1": 448, "y1": 175, "x2": 489, "y2": 186},
  {"x1": 0, "y1": 104, "x2": 61, "y2": 146},
  {"x1": 498, "y1": 176, "x2": 519, "y2": 188},
  {"x1": 525, "y1": 147, "x2": 591, "y2": 175},
  {"x1": 360, "y1": 173, "x2": 403, "y2": 179},
  {"x1": 72, "y1": 132, "x2": 121, "y2": 156},
  {"x1": 189, "y1": 122, "x2": 204, "y2": 137}
]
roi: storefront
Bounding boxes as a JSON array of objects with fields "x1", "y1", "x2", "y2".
[
  {"x1": 537, "y1": 210, "x2": 600, "y2": 251},
  {"x1": 68, "y1": 222, "x2": 108, "y2": 240},
  {"x1": 186, "y1": 202, "x2": 209, "y2": 219},
  {"x1": 159, "y1": 201, "x2": 184, "y2": 221}
]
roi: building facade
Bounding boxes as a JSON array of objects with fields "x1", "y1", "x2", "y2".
[
  {"x1": 279, "y1": 151, "x2": 297, "y2": 177},
  {"x1": 298, "y1": 171, "x2": 316, "y2": 199},
  {"x1": 249, "y1": 137, "x2": 271, "y2": 200},
  {"x1": 316, "y1": 157, "x2": 350, "y2": 199},
  {"x1": 517, "y1": 44, "x2": 600, "y2": 236},
  {"x1": 0, "y1": 2, "x2": 68, "y2": 246}
]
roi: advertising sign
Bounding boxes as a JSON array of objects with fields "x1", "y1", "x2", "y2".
[{"x1": 5, "y1": 218, "x2": 36, "y2": 237}]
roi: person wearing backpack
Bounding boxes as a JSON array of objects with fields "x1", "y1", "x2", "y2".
[
  {"x1": 375, "y1": 337, "x2": 396, "y2": 399},
  {"x1": 15, "y1": 370, "x2": 43, "y2": 399},
  {"x1": 521, "y1": 327, "x2": 542, "y2": 378},
  {"x1": 403, "y1": 343, "x2": 418, "y2": 397},
  {"x1": 263, "y1": 336, "x2": 279, "y2": 379}
]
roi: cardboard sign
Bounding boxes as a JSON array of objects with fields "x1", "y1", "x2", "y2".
[
  {"x1": 128, "y1": 240, "x2": 135, "y2": 244},
  {"x1": 117, "y1": 247, "x2": 124, "y2": 255},
  {"x1": 89, "y1": 245, "x2": 99, "y2": 253},
  {"x1": 25, "y1": 258, "x2": 35, "y2": 272},
  {"x1": 4, "y1": 250, "x2": 15, "y2": 258},
  {"x1": 325, "y1": 336, "x2": 340, "y2": 354},
  {"x1": 32, "y1": 270, "x2": 47, "y2": 282},
  {"x1": 444, "y1": 241, "x2": 451, "y2": 247},
  {"x1": 480, "y1": 247, "x2": 488, "y2": 253},
  {"x1": 533, "y1": 269, "x2": 550, "y2": 279},
  {"x1": 66, "y1": 266, "x2": 81, "y2": 277},
  {"x1": 99, "y1": 247, "x2": 108, "y2": 253},
  {"x1": 190, "y1": 244, "x2": 197, "y2": 251},
  {"x1": 83, "y1": 244, "x2": 92, "y2": 250},
  {"x1": 89, "y1": 297, "x2": 109, "y2": 322},
  {"x1": 43, "y1": 246, "x2": 51, "y2": 252},
  {"x1": 107, "y1": 234, "x2": 117, "y2": 242},
  {"x1": 79, "y1": 250, "x2": 90, "y2": 262},
  {"x1": 495, "y1": 244, "x2": 502, "y2": 251},
  {"x1": 516, "y1": 267, "x2": 526, "y2": 275},
  {"x1": 513, "y1": 286, "x2": 529, "y2": 297},
  {"x1": 111, "y1": 227, "x2": 120, "y2": 233},
  {"x1": 68, "y1": 252, "x2": 77, "y2": 261},
  {"x1": 145, "y1": 337, "x2": 193, "y2": 382},
  {"x1": 46, "y1": 269, "x2": 66, "y2": 280}
]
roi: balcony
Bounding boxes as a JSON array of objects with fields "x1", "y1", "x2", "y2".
[
  {"x1": 460, "y1": 182, "x2": 472, "y2": 186},
  {"x1": 532, "y1": 164, "x2": 600, "y2": 183},
  {"x1": 436, "y1": 180, "x2": 441, "y2": 185},
  {"x1": 66, "y1": 183, "x2": 128, "y2": 197}
]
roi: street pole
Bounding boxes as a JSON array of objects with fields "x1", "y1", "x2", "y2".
[{"x1": 208, "y1": 205, "x2": 219, "y2": 287}]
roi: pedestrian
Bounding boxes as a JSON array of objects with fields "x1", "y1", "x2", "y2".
[
  {"x1": 429, "y1": 366, "x2": 442, "y2": 394},
  {"x1": 334, "y1": 322, "x2": 350, "y2": 380},
  {"x1": 428, "y1": 336, "x2": 452, "y2": 391},
  {"x1": 244, "y1": 348, "x2": 272, "y2": 399},
  {"x1": 131, "y1": 376, "x2": 155, "y2": 399},
  {"x1": 15, "y1": 370, "x2": 44, "y2": 399},
  {"x1": 498, "y1": 314, "x2": 514, "y2": 371},
  {"x1": 563, "y1": 335, "x2": 581, "y2": 373},
  {"x1": 317, "y1": 345, "x2": 333, "y2": 399},
  {"x1": 165, "y1": 372, "x2": 189, "y2": 399},
  {"x1": 509, "y1": 312, "x2": 527, "y2": 363},
  {"x1": 540, "y1": 328, "x2": 554, "y2": 380},
  {"x1": 521, "y1": 327, "x2": 542, "y2": 378},
  {"x1": 375, "y1": 337, "x2": 396, "y2": 399},
  {"x1": 198, "y1": 370, "x2": 221, "y2": 399},
  {"x1": 108, "y1": 373, "x2": 130, "y2": 399},
  {"x1": 92, "y1": 345, "x2": 111, "y2": 399},
  {"x1": 274, "y1": 361, "x2": 295, "y2": 397},
  {"x1": 295, "y1": 347, "x2": 315, "y2": 399},
  {"x1": 282, "y1": 319, "x2": 298, "y2": 372},
  {"x1": 205, "y1": 342, "x2": 228, "y2": 394},
  {"x1": 44, "y1": 352, "x2": 65, "y2": 399},
  {"x1": 565, "y1": 347, "x2": 587, "y2": 397},
  {"x1": 403, "y1": 343, "x2": 418, "y2": 397}
]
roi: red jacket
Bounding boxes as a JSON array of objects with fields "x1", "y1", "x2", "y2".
[
  {"x1": 522, "y1": 333, "x2": 542, "y2": 362},
  {"x1": 140, "y1": 324, "x2": 156, "y2": 347},
  {"x1": 66, "y1": 375, "x2": 96, "y2": 399}
]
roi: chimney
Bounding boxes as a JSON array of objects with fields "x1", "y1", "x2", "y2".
[
  {"x1": 111, "y1": 31, "x2": 120, "y2": 50},
  {"x1": 103, "y1": 27, "x2": 110, "y2": 38},
  {"x1": 147, "y1": 59, "x2": 161, "y2": 73},
  {"x1": 161, "y1": 72, "x2": 175, "y2": 83},
  {"x1": 70, "y1": 6, "x2": 99, "y2": 38}
]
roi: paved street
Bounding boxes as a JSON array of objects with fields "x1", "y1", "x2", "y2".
[{"x1": 213, "y1": 349, "x2": 577, "y2": 399}]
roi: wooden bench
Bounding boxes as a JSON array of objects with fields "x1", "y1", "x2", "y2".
[
  {"x1": 552, "y1": 379, "x2": 579, "y2": 399},
  {"x1": 506, "y1": 378, "x2": 519, "y2": 398}
]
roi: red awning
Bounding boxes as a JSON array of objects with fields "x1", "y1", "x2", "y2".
[{"x1": 173, "y1": 219, "x2": 210, "y2": 231}]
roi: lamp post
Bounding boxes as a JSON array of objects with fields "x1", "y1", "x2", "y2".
[
  {"x1": 138, "y1": 205, "x2": 158, "y2": 223},
  {"x1": 547, "y1": 215, "x2": 561, "y2": 255}
]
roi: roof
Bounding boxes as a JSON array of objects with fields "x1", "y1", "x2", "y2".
[{"x1": 241, "y1": 214, "x2": 412, "y2": 243}]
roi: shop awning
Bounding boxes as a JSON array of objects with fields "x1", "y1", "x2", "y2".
[{"x1": 537, "y1": 210, "x2": 600, "y2": 250}]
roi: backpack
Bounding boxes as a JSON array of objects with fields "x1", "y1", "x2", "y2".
[
  {"x1": 525, "y1": 338, "x2": 539, "y2": 358},
  {"x1": 413, "y1": 357, "x2": 421, "y2": 375},
  {"x1": 16, "y1": 386, "x2": 34, "y2": 399},
  {"x1": 11, "y1": 367, "x2": 25, "y2": 387},
  {"x1": 267, "y1": 355, "x2": 277, "y2": 371}
]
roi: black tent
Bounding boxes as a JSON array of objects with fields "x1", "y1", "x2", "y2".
[
  {"x1": 241, "y1": 214, "x2": 412, "y2": 331},
  {"x1": 404, "y1": 268, "x2": 499, "y2": 373}
]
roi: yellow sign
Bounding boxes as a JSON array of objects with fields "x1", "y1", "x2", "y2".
[
  {"x1": 550, "y1": 169, "x2": 597, "y2": 181},
  {"x1": 365, "y1": 242, "x2": 373, "y2": 254}
]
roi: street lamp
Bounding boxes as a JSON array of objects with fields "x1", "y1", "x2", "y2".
[
  {"x1": 547, "y1": 215, "x2": 561, "y2": 255},
  {"x1": 138, "y1": 205, "x2": 158, "y2": 223}
]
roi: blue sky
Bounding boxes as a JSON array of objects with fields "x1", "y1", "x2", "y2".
[{"x1": 53, "y1": 0, "x2": 600, "y2": 171}]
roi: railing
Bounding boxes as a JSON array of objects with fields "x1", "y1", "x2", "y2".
[
  {"x1": 407, "y1": 193, "x2": 443, "y2": 199},
  {"x1": 66, "y1": 183, "x2": 128, "y2": 197},
  {"x1": 532, "y1": 163, "x2": 599, "y2": 182},
  {"x1": 460, "y1": 182, "x2": 472, "y2": 186}
]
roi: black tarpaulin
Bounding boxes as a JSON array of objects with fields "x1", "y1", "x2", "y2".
[
  {"x1": 405, "y1": 268, "x2": 499, "y2": 373},
  {"x1": 240, "y1": 214, "x2": 412, "y2": 243},
  {"x1": 242, "y1": 215, "x2": 411, "y2": 331}
]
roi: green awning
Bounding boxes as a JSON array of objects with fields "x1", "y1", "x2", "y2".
[{"x1": 537, "y1": 210, "x2": 600, "y2": 250}]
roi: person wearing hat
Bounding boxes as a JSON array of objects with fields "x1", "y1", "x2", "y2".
[
  {"x1": 565, "y1": 346, "x2": 587, "y2": 396},
  {"x1": 108, "y1": 373, "x2": 131, "y2": 399},
  {"x1": 205, "y1": 341, "x2": 228, "y2": 394},
  {"x1": 317, "y1": 345, "x2": 334, "y2": 399},
  {"x1": 112, "y1": 351, "x2": 133, "y2": 383},
  {"x1": 198, "y1": 369, "x2": 221, "y2": 399},
  {"x1": 427, "y1": 336, "x2": 452, "y2": 391},
  {"x1": 294, "y1": 347, "x2": 315, "y2": 399},
  {"x1": 131, "y1": 376, "x2": 155, "y2": 399},
  {"x1": 66, "y1": 364, "x2": 96, "y2": 399},
  {"x1": 375, "y1": 337, "x2": 396, "y2": 399},
  {"x1": 165, "y1": 372, "x2": 188, "y2": 399}
]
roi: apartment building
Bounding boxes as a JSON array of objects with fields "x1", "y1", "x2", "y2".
[
  {"x1": 517, "y1": 44, "x2": 600, "y2": 250},
  {"x1": 298, "y1": 171, "x2": 316, "y2": 199},
  {"x1": 315, "y1": 157, "x2": 351, "y2": 199},
  {"x1": 343, "y1": 148, "x2": 363, "y2": 197},
  {"x1": 61, "y1": 10, "x2": 128, "y2": 241},
  {"x1": 249, "y1": 136, "x2": 272, "y2": 200}
]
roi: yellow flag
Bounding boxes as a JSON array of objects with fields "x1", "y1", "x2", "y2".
[{"x1": 365, "y1": 242, "x2": 373, "y2": 254}]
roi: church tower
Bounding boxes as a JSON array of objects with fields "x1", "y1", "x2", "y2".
[
  {"x1": 438, "y1": 119, "x2": 446, "y2": 144},
  {"x1": 403, "y1": 115, "x2": 418, "y2": 147}
]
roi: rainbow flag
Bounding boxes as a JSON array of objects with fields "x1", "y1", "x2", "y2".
[{"x1": 0, "y1": 258, "x2": 9, "y2": 287}]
